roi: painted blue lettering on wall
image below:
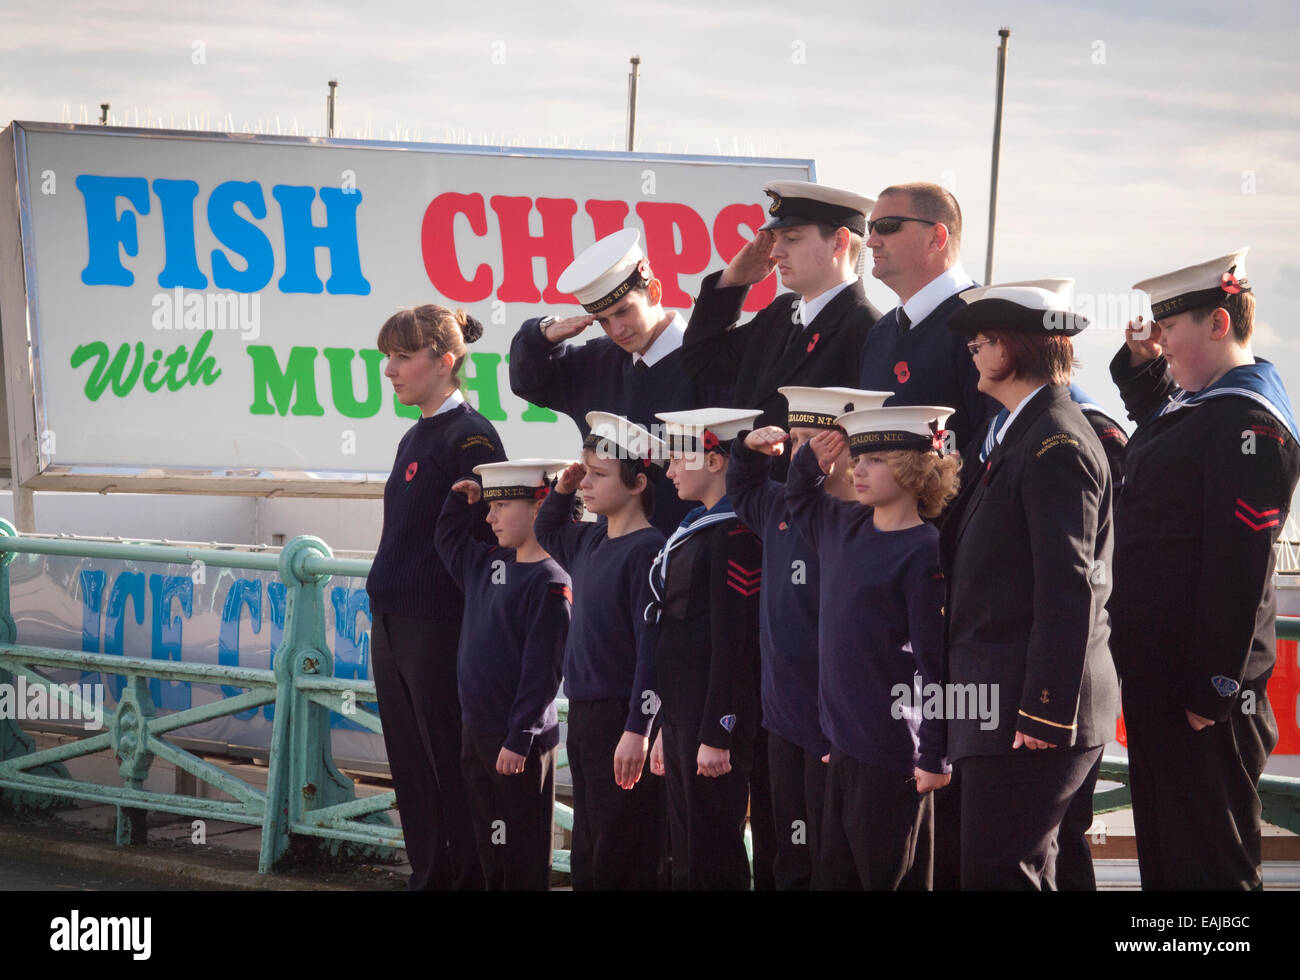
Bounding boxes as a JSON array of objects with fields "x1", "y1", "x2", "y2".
[
  {"x1": 272, "y1": 186, "x2": 371, "y2": 295},
  {"x1": 78, "y1": 175, "x2": 150, "y2": 286},
  {"x1": 330, "y1": 586, "x2": 373, "y2": 731},
  {"x1": 149, "y1": 574, "x2": 193, "y2": 710},
  {"x1": 78, "y1": 175, "x2": 369, "y2": 295},
  {"x1": 102, "y1": 571, "x2": 146, "y2": 701},
  {"x1": 79, "y1": 569, "x2": 106, "y2": 688},
  {"x1": 218, "y1": 578, "x2": 262, "y2": 718}
]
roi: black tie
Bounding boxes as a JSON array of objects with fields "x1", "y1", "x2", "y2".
[
  {"x1": 634, "y1": 359, "x2": 649, "y2": 373},
  {"x1": 896, "y1": 309, "x2": 911, "y2": 337}
]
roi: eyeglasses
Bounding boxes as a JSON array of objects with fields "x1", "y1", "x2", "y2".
[
  {"x1": 966, "y1": 338, "x2": 998, "y2": 355},
  {"x1": 867, "y1": 216, "x2": 938, "y2": 236}
]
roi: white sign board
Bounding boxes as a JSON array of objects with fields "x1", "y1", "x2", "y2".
[{"x1": 0, "y1": 122, "x2": 812, "y2": 495}]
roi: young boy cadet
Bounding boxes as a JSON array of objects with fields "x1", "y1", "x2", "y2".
[
  {"x1": 1110, "y1": 248, "x2": 1300, "y2": 890},
  {"x1": 645, "y1": 408, "x2": 764, "y2": 890}
]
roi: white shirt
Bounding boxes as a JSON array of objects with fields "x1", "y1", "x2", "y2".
[
  {"x1": 432, "y1": 388, "x2": 465, "y2": 417},
  {"x1": 633, "y1": 311, "x2": 687, "y2": 367},
  {"x1": 901, "y1": 262, "x2": 976, "y2": 328},
  {"x1": 797, "y1": 275, "x2": 858, "y2": 328},
  {"x1": 996, "y1": 384, "x2": 1047, "y2": 445}
]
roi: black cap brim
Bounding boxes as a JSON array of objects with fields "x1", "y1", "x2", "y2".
[{"x1": 948, "y1": 298, "x2": 1090, "y2": 338}]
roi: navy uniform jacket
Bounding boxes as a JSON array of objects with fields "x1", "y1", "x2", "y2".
[
  {"x1": 534, "y1": 488, "x2": 664, "y2": 737},
  {"x1": 974, "y1": 384, "x2": 1129, "y2": 486},
  {"x1": 858, "y1": 294, "x2": 998, "y2": 460},
  {"x1": 784, "y1": 444, "x2": 947, "y2": 775},
  {"x1": 726, "y1": 438, "x2": 829, "y2": 759},
  {"x1": 509, "y1": 318, "x2": 728, "y2": 534},
  {"x1": 939, "y1": 384, "x2": 1120, "y2": 761},
  {"x1": 1108, "y1": 349, "x2": 1300, "y2": 720},
  {"x1": 680, "y1": 272, "x2": 881, "y2": 479},
  {"x1": 649, "y1": 508, "x2": 763, "y2": 769},
  {"x1": 434, "y1": 490, "x2": 570, "y2": 755}
]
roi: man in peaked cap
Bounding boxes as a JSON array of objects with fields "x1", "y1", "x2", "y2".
[
  {"x1": 510, "y1": 228, "x2": 727, "y2": 536},
  {"x1": 680, "y1": 180, "x2": 882, "y2": 481},
  {"x1": 1109, "y1": 248, "x2": 1300, "y2": 890},
  {"x1": 857, "y1": 181, "x2": 997, "y2": 467}
]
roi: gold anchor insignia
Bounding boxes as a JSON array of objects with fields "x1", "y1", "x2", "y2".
[
  {"x1": 1040, "y1": 689, "x2": 1050, "y2": 704},
  {"x1": 768, "y1": 193, "x2": 781, "y2": 215}
]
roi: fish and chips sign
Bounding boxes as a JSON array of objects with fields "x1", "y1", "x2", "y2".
[{"x1": 0, "y1": 121, "x2": 810, "y2": 495}]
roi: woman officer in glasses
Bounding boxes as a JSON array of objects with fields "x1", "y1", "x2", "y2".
[{"x1": 939, "y1": 280, "x2": 1120, "y2": 890}]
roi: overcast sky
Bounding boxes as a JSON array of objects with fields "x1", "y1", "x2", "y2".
[{"x1": 2, "y1": 0, "x2": 1298, "y2": 427}]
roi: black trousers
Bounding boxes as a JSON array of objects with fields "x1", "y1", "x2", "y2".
[
  {"x1": 820, "y1": 749, "x2": 933, "y2": 890},
  {"x1": 460, "y1": 724, "x2": 556, "y2": 891},
  {"x1": 566, "y1": 699, "x2": 663, "y2": 891},
  {"x1": 957, "y1": 745, "x2": 1104, "y2": 891},
  {"x1": 931, "y1": 768, "x2": 962, "y2": 891},
  {"x1": 1055, "y1": 752, "x2": 1102, "y2": 891},
  {"x1": 663, "y1": 723, "x2": 752, "y2": 890},
  {"x1": 766, "y1": 730, "x2": 826, "y2": 890},
  {"x1": 748, "y1": 727, "x2": 777, "y2": 891},
  {"x1": 1123, "y1": 682, "x2": 1276, "y2": 891},
  {"x1": 370, "y1": 612, "x2": 483, "y2": 891}
]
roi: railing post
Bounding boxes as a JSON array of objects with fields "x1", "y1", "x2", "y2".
[
  {"x1": 112, "y1": 674, "x2": 157, "y2": 844},
  {"x1": 260, "y1": 535, "x2": 363, "y2": 871}
]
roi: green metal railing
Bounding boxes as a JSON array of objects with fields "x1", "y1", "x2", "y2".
[
  {"x1": 0, "y1": 517, "x2": 1296, "y2": 877},
  {"x1": 0, "y1": 521, "x2": 574, "y2": 874}
]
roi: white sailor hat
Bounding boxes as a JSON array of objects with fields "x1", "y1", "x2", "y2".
[
  {"x1": 472, "y1": 458, "x2": 571, "y2": 502},
  {"x1": 556, "y1": 228, "x2": 652, "y2": 314},
  {"x1": 656, "y1": 408, "x2": 763, "y2": 455},
  {"x1": 949, "y1": 278, "x2": 1089, "y2": 337},
  {"x1": 760, "y1": 180, "x2": 875, "y2": 236},
  {"x1": 1133, "y1": 248, "x2": 1250, "y2": 321},
  {"x1": 583, "y1": 411, "x2": 668, "y2": 471},
  {"x1": 836, "y1": 405, "x2": 955, "y2": 456},
  {"x1": 779, "y1": 386, "x2": 894, "y2": 430}
]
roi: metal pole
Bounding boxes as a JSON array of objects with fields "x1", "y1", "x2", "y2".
[
  {"x1": 99, "y1": 103, "x2": 110, "y2": 126},
  {"x1": 984, "y1": 28, "x2": 1010, "y2": 285},
  {"x1": 327, "y1": 80, "x2": 338, "y2": 138},
  {"x1": 626, "y1": 57, "x2": 641, "y2": 152}
]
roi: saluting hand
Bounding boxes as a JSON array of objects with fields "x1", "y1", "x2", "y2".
[
  {"x1": 744, "y1": 426, "x2": 790, "y2": 456},
  {"x1": 718, "y1": 229, "x2": 776, "y2": 288},
  {"x1": 556, "y1": 461, "x2": 586, "y2": 495},
  {"x1": 1125, "y1": 316, "x2": 1164, "y2": 366},
  {"x1": 808, "y1": 430, "x2": 847, "y2": 475},
  {"x1": 451, "y1": 478, "x2": 482, "y2": 504},
  {"x1": 697, "y1": 743, "x2": 731, "y2": 778},
  {"x1": 542, "y1": 314, "x2": 596, "y2": 344},
  {"x1": 614, "y1": 730, "x2": 650, "y2": 789}
]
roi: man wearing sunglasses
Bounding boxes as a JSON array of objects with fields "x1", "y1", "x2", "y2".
[
  {"x1": 680, "y1": 180, "x2": 882, "y2": 484},
  {"x1": 858, "y1": 182, "x2": 996, "y2": 463}
]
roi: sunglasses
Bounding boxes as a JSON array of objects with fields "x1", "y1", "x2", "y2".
[{"x1": 867, "y1": 216, "x2": 938, "y2": 236}]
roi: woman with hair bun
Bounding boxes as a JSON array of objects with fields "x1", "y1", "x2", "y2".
[{"x1": 366, "y1": 304, "x2": 507, "y2": 891}]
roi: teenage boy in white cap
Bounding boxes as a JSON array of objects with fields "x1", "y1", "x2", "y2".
[
  {"x1": 645, "y1": 408, "x2": 763, "y2": 890},
  {"x1": 436, "y1": 459, "x2": 573, "y2": 890},
  {"x1": 680, "y1": 181, "x2": 882, "y2": 481},
  {"x1": 1110, "y1": 248, "x2": 1299, "y2": 890},
  {"x1": 510, "y1": 229, "x2": 726, "y2": 535}
]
